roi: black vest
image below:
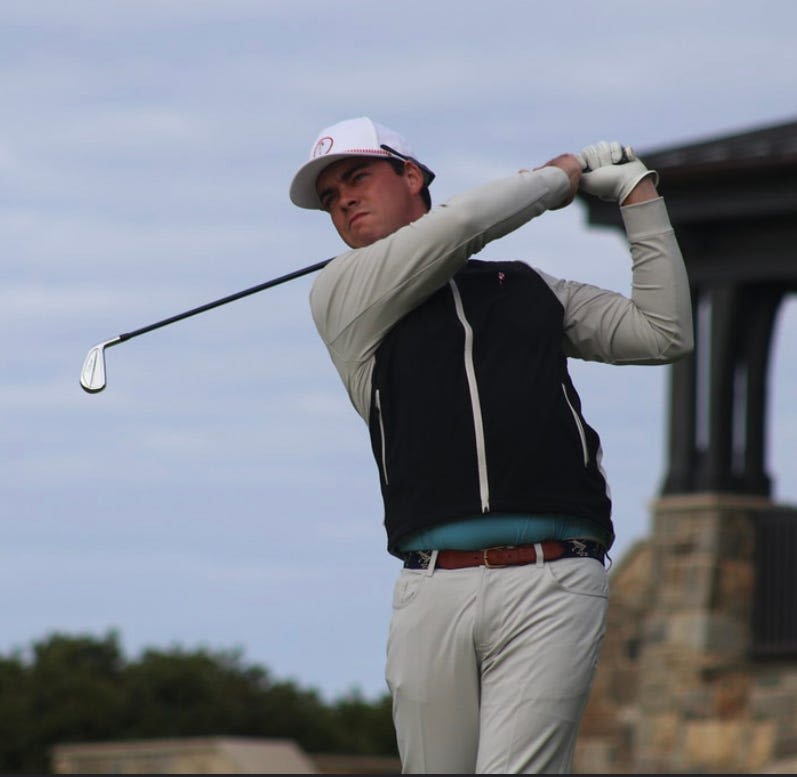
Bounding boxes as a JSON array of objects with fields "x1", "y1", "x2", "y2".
[{"x1": 368, "y1": 259, "x2": 613, "y2": 556}]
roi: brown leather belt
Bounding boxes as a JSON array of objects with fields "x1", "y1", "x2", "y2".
[{"x1": 402, "y1": 539, "x2": 606, "y2": 570}]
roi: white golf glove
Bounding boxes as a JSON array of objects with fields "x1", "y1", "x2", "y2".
[{"x1": 577, "y1": 140, "x2": 659, "y2": 203}]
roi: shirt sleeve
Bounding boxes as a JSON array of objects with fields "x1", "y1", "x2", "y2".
[
  {"x1": 309, "y1": 166, "x2": 570, "y2": 363},
  {"x1": 536, "y1": 197, "x2": 694, "y2": 365}
]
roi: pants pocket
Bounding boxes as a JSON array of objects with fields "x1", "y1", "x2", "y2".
[
  {"x1": 392, "y1": 569, "x2": 425, "y2": 610},
  {"x1": 544, "y1": 557, "x2": 609, "y2": 599}
]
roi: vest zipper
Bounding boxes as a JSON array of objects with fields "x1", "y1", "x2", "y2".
[
  {"x1": 561, "y1": 383, "x2": 589, "y2": 467},
  {"x1": 375, "y1": 389, "x2": 389, "y2": 485},
  {"x1": 448, "y1": 280, "x2": 490, "y2": 512}
]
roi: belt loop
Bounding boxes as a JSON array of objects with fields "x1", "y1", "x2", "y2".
[
  {"x1": 534, "y1": 542, "x2": 544, "y2": 566},
  {"x1": 425, "y1": 549, "x2": 439, "y2": 576}
]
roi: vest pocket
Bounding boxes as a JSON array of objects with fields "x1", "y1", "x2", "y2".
[
  {"x1": 375, "y1": 389, "x2": 389, "y2": 485},
  {"x1": 561, "y1": 383, "x2": 589, "y2": 467}
]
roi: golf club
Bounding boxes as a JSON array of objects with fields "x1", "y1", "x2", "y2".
[
  {"x1": 80, "y1": 257, "x2": 331, "y2": 393},
  {"x1": 81, "y1": 147, "x2": 638, "y2": 394}
]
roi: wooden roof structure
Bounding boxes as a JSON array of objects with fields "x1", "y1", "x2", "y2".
[{"x1": 580, "y1": 117, "x2": 797, "y2": 496}]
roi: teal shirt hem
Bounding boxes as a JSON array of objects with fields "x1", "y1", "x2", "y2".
[{"x1": 397, "y1": 515, "x2": 612, "y2": 552}]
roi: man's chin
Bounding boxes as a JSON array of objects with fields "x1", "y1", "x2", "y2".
[{"x1": 346, "y1": 227, "x2": 383, "y2": 249}]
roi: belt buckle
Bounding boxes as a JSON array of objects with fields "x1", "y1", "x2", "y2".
[{"x1": 483, "y1": 546, "x2": 508, "y2": 568}]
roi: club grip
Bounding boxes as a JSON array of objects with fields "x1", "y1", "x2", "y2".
[{"x1": 581, "y1": 145, "x2": 635, "y2": 172}]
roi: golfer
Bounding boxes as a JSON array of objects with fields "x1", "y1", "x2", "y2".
[{"x1": 290, "y1": 117, "x2": 693, "y2": 774}]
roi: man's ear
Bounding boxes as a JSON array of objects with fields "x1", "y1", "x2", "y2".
[{"x1": 403, "y1": 160, "x2": 426, "y2": 196}]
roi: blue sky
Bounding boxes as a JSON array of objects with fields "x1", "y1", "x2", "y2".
[{"x1": 4, "y1": 0, "x2": 797, "y2": 701}]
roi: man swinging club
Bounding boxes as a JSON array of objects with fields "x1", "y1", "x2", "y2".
[{"x1": 290, "y1": 116, "x2": 693, "y2": 774}]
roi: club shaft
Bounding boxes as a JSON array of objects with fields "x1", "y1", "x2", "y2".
[{"x1": 118, "y1": 258, "x2": 332, "y2": 342}]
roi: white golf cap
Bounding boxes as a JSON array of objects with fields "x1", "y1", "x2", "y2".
[{"x1": 289, "y1": 116, "x2": 434, "y2": 210}]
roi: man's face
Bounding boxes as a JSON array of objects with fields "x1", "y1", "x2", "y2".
[{"x1": 315, "y1": 157, "x2": 426, "y2": 248}]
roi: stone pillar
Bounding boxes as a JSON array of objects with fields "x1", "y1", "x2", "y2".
[{"x1": 633, "y1": 493, "x2": 771, "y2": 773}]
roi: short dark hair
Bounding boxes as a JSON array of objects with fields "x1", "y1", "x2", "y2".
[{"x1": 386, "y1": 157, "x2": 432, "y2": 211}]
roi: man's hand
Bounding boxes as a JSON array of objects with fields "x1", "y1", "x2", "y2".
[
  {"x1": 531, "y1": 153, "x2": 582, "y2": 210},
  {"x1": 577, "y1": 141, "x2": 659, "y2": 205}
]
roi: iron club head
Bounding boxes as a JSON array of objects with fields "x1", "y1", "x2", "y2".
[{"x1": 80, "y1": 337, "x2": 121, "y2": 393}]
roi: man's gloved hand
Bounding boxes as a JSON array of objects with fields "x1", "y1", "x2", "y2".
[{"x1": 577, "y1": 141, "x2": 659, "y2": 204}]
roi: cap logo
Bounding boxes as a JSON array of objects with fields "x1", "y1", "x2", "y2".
[{"x1": 313, "y1": 136, "x2": 334, "y2": 158}]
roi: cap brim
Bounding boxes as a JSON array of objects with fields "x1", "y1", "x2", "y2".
[{"x1": 289, "y1": 151, "x2": 390, "y2": 210}]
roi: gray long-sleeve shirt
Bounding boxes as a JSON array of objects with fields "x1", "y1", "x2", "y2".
[{"x1": 310, "y1": 165, "x2": 694, "y2": 422}]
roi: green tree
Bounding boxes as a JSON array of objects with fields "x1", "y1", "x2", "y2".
[
  {"x1": 0, "y1": 651, "x2": 33, "y2": 773},
  {"x1": 0, "y1": 631, "x2": 397, "y2": 774},
  {"x1": 123, "y1": 645, "x2": 342, "y2": 751},
  {"x1": 330, "y1": 690, "x2": 397, "y2": 755}
]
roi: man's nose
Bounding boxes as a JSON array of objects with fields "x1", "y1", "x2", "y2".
[{"x1": 340, "y1": 185, "x2": 359, "y2": 209}]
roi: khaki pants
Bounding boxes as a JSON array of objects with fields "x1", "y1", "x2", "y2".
[{"x1": 385, "y1": 553, "x2": 608, "y2": 774}]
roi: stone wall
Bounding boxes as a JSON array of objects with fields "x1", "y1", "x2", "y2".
[{"x1": 574, "y1": 494, "x2": 797, "y2": 774}]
